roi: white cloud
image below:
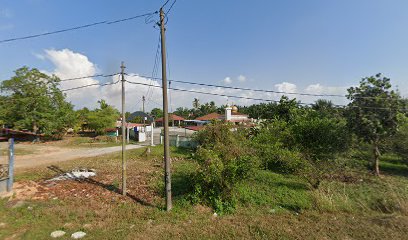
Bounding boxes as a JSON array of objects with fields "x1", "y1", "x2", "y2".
[
  {"x1": 41, "y1": 48, "x2": 163, "y2": 111},
  {"x1": 237, "y1": 75, "x2": 246, "y2": 82},
  {"x1": 305, "y1": 83, "x2": 323, "y2": 94},
  {"x1": 40, "y1": 49, "x2": 350, "y2": 111},
  {"x1": 303, "y1": 83, "x2": 348, "y2": 105},
  {"x1": 275, "y1": 82, "x2": 297, "y2": 93},
  {"x1": 223, "y1": 77, "x2": 232, "y2": 85}
]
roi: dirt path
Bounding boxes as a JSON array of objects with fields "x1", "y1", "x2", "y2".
[{"x1": 0, "y1": 144, "x2": 144, "y2": 169}]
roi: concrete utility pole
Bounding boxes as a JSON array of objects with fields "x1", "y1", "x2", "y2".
[
  {"x1": 142, "y1": 95, "x2": 146, "y2": 128},
  {"x1": 121, "y1": 62, "x2": 127, "y2": 196},
  {"x1": 7, "y1": 138, "x2": 14, "y2": 192},
  {"x1": 159, "y1": 7, "x2": 172, "y2": 211}
]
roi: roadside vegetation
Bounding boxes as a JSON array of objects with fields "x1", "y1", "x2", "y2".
[
  {"x1": 1, "y1": 144, "x2": 408, "y2": 239},
  {"x1": 2, "y1": 69, "x2": 408, "y2": 239}
]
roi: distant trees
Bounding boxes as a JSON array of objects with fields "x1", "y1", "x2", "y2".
[
  {"x1": 0, "y1": 67, "x2": 75, "y2": 137},
  {"x1": 240, "y1": 96, "x2": 300, "y2": 121},
  {"x1": 85, "y1": 100, "x2": 119, "y2": 135},
  {"x1": 193, "y1": 98, "x2": 200, "y2": 109},
  {"x1": 346, "y1": 74, "x2": 401, "y2": 175},
  {"x1": 173, "y1": 107, "x2": 190, "y2": 119},
  {"x1": 150, "y1": 108, "x2": 163, "y2": 119},
  {"x1": 172, "y1": 100, "x2": 219, "y2": 119}
]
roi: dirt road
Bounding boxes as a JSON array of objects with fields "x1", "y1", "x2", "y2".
[{"x1": 0, "y1": 144, "x2": 144, "y2": 169}]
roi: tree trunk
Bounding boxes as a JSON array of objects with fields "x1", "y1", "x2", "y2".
[
  {"x1": 373, "y1": 141, "x2": 380, "y2": 176},
  {"x1": 32, "y1": 122, "x2": 38, "y2": 134}
]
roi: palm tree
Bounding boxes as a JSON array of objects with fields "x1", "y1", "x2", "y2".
[
  {"x1": 312, "y1": 99, "x2": 334, "y2": 112},
  {"x1": 193, "y1": 98, "x2": 200, "y2": 109}
]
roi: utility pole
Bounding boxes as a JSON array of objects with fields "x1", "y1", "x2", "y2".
[
  {"x1": 121, "y1": 62, "x2": 127, "y2": 196},
  {"x1": 142, "y1": 95, "x2": 146, "y2": 127},
  {"x1": 159, "y1": 7, "x2": 172, "y2": 211}
]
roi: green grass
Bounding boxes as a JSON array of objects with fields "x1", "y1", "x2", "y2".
[
  {"x1": 236, "y1": 170, "x2": 312, "y2": 212},
  {"x1": 56, "y1": 136, "x2": 124, "y2": 148},
  {"x1": 1, "y1": 147, "x2": 408, "y2": 239}
]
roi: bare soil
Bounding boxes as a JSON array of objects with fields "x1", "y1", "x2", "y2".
[{"x1": 0, "y1": 143, "x2": 143, "y2": 169}]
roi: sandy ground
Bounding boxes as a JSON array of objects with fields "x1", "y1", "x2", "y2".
[
  {"x1": 0, "y1": 143, "x2": 143, "y2": 169},
  {"x1": 0, "y1": 127, "x2": 195, "y2": 170}
]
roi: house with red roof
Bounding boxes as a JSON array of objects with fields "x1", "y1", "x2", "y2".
[
  {"x1": 194, "y1": 105, "x2": 251, "y2": 124},
  {"x1": 155, "y1": 114, "x2": 185, "y2": 127}
]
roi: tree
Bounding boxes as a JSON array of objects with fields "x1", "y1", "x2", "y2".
[
  {"x1": 346, "y1": 73, "x2": 401, "y2": 175},
  {"x1": 75, "y1": 107, "x2": 90, "y2": 132},
  {"x1": 0, "y1": 95, "x2": 8, "y2": 126},
  {"x1": 86, "y1": 100, "x2": 119, "y2": 135},
  {"x1": 390, "y1": 113, "x2": 408, "y2": 160},
  {"x1": 150, "y1": 108, "x2": 163, "y2": 119},
  {"x1": 173, "y1": 107, "x2": 190, "y2": 119},
  {"x1": 0, "y1": 67, "x2": 75, "y2": 136},
  {"x1": 193, "y1": 98, "x2": 200, "y2": 109}
]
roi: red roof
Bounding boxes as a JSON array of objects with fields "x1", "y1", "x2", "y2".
[
  {"x1": 196, "y1": 113, "x2": 222, "y2": 121},
  {"x1": 155, "y1": 114, "x2": 185, "y2": 122}
]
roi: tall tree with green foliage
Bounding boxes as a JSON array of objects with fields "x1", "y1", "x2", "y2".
[
  {"x1": 86, "y1": 99, "x2": 119, "y2": 135},
  {"x1": 0, "y1": 67, "x2": 75, "y2": 136},
  {"x1": 150, "y1": 108, "x2": 163, "y2": 119},
  {"x1": 346, "y1": 73, "x2": 401, "y2": 175},
  {"x1": 173, "y1": 107, "x2": 190, "y2": 119}
]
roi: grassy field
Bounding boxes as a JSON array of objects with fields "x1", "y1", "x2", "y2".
[
  {"x1": 42, "y1": 136, "x2": 125, "y2": 148},
  {"x1": 1, "y1": 146, "x2": 408, "y2": 239}
]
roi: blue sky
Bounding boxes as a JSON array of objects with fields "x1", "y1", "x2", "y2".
[{"x1": 1, "y1": 0, "x2": 408, "y2": 111}]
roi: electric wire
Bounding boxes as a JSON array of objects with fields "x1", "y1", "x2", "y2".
[
  {"x1": 165, "y1": 0, "x2": 177, "y2": 16},
  {"x1": 145, "y1": 34, "x2": 161, "y2": 104},
  {"x1": 61, "y1": 80, "x2": 119, "y2": 92},
  {"x1": 161, "y1": 0, "x2": 171, "y2": 8},
  {"x1": 124, "y1": 80, "x2": 407, "y2": 111},
  {"x1": 59, "y1": 73, "x2": 119, "y2": 82},
  {"x1": 125, "y1": 74, "x2": 402, "y2": 101},
  {"x1": 0, "y1": 11, "x2": 157, "y2": 44}
]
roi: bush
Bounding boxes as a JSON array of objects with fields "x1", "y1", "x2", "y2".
[
  {"x1": 258, "y1": 144, "x2": 305, "y2": 173},
  {"x1": 250, "y1": 119, "x2": 305, "y2": 173},
  {"x1": 391, "y1": 114, "x2": 408, "y2": 160},
  {"x1": 191, "y1": 122, "x2": 257, "y2": 213},
  {"x1": 250, "y1": 115, "x2": 350, "y2": 189},
  {"x1": 290, "y1": 112, "x2": 350, "y2": 160}
]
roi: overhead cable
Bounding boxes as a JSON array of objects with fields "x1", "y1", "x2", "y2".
[{"x1": 0, "y1": 11, "x2": 157, "y2": 44}]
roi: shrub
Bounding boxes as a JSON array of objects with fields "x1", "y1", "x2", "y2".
[
  {"x1": 191, "y1": 122, "x2": 257, "y2": 213},
  {"x1": 390, "y1": 114, "x2": 408, "y2": 160},
  {"x1": 250, "y1": 119, "x2": 305, "y2": 173},
  {"x1": 290, "y1": 112, "x2": 350, "y2": 160}
]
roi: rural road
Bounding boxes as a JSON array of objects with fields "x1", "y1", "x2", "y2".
[{"x1": 0, "y1": 144, "x2": 144, "y2": 169}]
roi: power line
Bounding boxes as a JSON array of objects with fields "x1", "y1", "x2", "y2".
[
  {"x1": 161, "y1": 0, "x2": 171, "y2": 8},
  {"x1": 0, "y1": 11, "x2": 157, "y2": 44},
  {"x1": 61, "y1": 80, "x2": 119, "y2": 92},
  {"x1": 165, "y1": 0, "x2": 177, "y2": 16},
  {"x1": 126, "y1": 80, "x2": 297, "y2": 104},
  {"x1": 125, "y1": 80, "x2": 407, "y2": 111},
  {"x1": 59, "y1": 73, "x2": 119, "y2": 82},
  {"x1": 125, "y1": 74, "x2": 403, "y2": 101},
  {"x1": 145, "y1": 34, "x2": 161, "y2": 105},
  {"x1": 126, "y1": 74, "x2": 347, "y2": 98}
]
